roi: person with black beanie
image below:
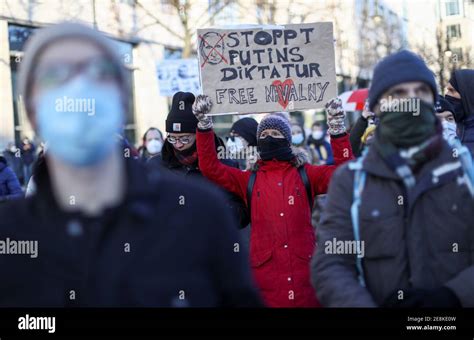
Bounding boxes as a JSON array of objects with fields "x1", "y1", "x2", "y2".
[
  {"x1": 435, "y1": 96, "x2": 458, "y2": 142},
  {"x1": 226, "y1": 117, "x2": 258, "y2": 170},
  {"x1": 230, "y1": 117, "x2": 258, "y2": 147},
  {"x1": 445, "y1": 69, "x2": 474, "y2": 154},
  {"x1": 147, "y1": 91, "x2": 250, "y2": 228}
]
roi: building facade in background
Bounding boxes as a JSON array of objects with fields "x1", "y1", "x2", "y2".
[
  {"x1": 437, "y1": 0, "x2": 474, "y2": 87},
  {"x1": 0, "y1": 0, "x2": 471, "y2": 147}
]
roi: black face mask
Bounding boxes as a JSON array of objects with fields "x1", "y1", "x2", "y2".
[
  {"x1": 258, "y1": 136, "x2": 293, "y2": 161},
  {"x1": 445, "y1": 95, "x2": 465, "y2": 122},
  {"x1": 377, "y1": 99, "x2": 436, "y2": 148}
]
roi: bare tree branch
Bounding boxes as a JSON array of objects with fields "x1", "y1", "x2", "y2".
[
  {"x1": 197, "y1": 0, "x2": 234, "y2": 27},
  {"x1": 134, "y1": 0, "x2": 185, "y2": 40}
]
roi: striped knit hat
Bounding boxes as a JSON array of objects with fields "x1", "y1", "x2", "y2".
[{"x1": 256, "y1": 113, "x2": 292, "y2": 143}]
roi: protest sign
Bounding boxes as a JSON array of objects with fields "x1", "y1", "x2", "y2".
[
  {"x1": 197, "y1": 22, "x2": 336, "y2": 115},
  {"x1": 157, "y1": 59, "x2": 201, "y2": 96}
]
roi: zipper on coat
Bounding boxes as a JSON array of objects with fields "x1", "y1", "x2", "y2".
[{"x1": 400, "y1": 184, "x2": 412, "y2": 286}]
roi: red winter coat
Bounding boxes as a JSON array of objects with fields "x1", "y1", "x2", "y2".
[{"x1": 196, "y1": 129, "x2": 353, "y2": 307}]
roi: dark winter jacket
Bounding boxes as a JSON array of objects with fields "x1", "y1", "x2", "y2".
[
  {"x1": 196, "y1": 128, "x2": 353, "y2": 307},
  {"x1": 312, "y1": 141, "x2": 474, "y2": 307},
  {"x1": 147, "y1": 135, "x2": 250, "y2": 228},
  {"x1": 3, "y1": 150, "x2": 24, "y2": 183},
  {"x1": 349, "y1": 116, "x2": 369, "y2": 157},
  {"x1": 307, "y1": 136, "x2": 334, "y2": 165},
  {"x1": 138, "y1": 147, "x2": 159, "y2": 164},
  {"x1": 21, "y1": 142, "x2": 36, "y2": 166},
  {"x1": 0, "y1": 157, "x2": 23, "y2": 202},
  {"x1": 0, "y1": 157, "x2": 262, "y2": 307},
  {"x1": 452, "y1": 70, "x2": 474, "y2": 154}
]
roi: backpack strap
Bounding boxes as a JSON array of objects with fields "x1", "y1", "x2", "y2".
[
  {"x1": 298, "y1": 166, "x2": 313, "y2": 210},
  {"x1": 246, "y1": 171, "x2": 257, "y2": 218},
  {"x1": 348, "y1": 153, "x2": 368, "y2": 287},
  {"x1": 448, "y1": 138, "x2": 474, "y2": 197}
]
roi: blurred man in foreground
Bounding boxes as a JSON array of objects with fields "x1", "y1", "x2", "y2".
[{"x1": 0, "y1": 22, "x2": 261, "y2": 307}]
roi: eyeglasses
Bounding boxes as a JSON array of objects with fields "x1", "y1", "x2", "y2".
[
  {"x1": 167, "y1": 135, "x2": 194, "y2": 145},
  {"x1": 35, "y1": 57, "x2": 121, "y2": 90}
]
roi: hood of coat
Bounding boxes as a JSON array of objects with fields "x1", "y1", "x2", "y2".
[
  {"x1": 248, "y1": 146, "x2": 310, "y2": 171},
  {"x1": 452, "y1": 69, "x2": 474, "y2": 118},
  {"x1": 160, "y1": 133, "x2": 226, "y2": 169}
]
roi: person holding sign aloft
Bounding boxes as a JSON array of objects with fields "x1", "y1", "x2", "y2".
[{"x1": 192, "y1": 95, "x2": 353, "y2": 308}]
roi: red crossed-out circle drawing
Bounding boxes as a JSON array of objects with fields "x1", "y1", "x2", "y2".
[{"x1": 199, "y1": 32, "x2": 228, "y2": 67}]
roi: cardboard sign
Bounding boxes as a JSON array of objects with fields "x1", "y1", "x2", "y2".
[
  {"x1": 197, "y1": 22, "x2": 336, "y2": 115},
  {"x1": 157, "y1": 59, "x2": 201, "y2": 96}
]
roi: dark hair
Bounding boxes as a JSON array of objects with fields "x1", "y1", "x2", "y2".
[
  {"x1": 142, "y1": 127, "x2": 163, "y2": 146},
  {"x1": 291, "y1": 123, "x2": 306, "y2": 140}
]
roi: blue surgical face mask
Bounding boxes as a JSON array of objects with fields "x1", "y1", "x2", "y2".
[
  {"x1": 312, "y1": 130, "x2": 324, "y2": 140},
  {"x1": 291, "y1": 133, "x2": 304, "y2": 145},
  {"x1": 442, "y1": 120, "x2": 458, "y2": 142},
  {"x1": 36, "y1": 75, "x2": 124, "y2": 166}
]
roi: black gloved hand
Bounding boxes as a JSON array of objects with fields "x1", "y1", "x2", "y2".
[{"x1": 383, "y1": 287, "x2": 461, "y2": 308}]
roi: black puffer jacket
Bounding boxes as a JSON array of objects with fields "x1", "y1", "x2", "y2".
[
  {"x1": 349, "y1": 116, "x2": 369, "y2": 157},
  {"x1": 148, "y1": 135, "x2": 250, "y2": 228},
  {"x1": 0, "y1": 157, "x2": 23, "y2": 202}
]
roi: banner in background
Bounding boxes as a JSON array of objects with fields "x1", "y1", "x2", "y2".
[{"x1": 157, "y1": 59, "x2": 201, "y2": 96}]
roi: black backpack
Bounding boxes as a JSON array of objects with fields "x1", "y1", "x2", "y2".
[{"x1": 246, "y1": 166, "x2": 313, "y2": 217}]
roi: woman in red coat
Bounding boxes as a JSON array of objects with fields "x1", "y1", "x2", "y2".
[{"x1": 192, "y1": 96, "x2": 353, "y2": 307}]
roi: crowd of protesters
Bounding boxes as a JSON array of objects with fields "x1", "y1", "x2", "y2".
[{"x1": 0, "y1": 22, "x2": 472, "y2": 308}]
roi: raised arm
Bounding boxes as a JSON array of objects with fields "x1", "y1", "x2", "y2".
[
  {"x1": 193, "y1": 95, "x2": 251, "y2": 202},
  {"x1": 305, "y1": 98, "x2": 354, "y2": 196}
]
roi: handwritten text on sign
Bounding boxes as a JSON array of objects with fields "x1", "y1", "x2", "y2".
[{"x1": 197, "y1": 23, "x2": 336, "y2": 114}]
